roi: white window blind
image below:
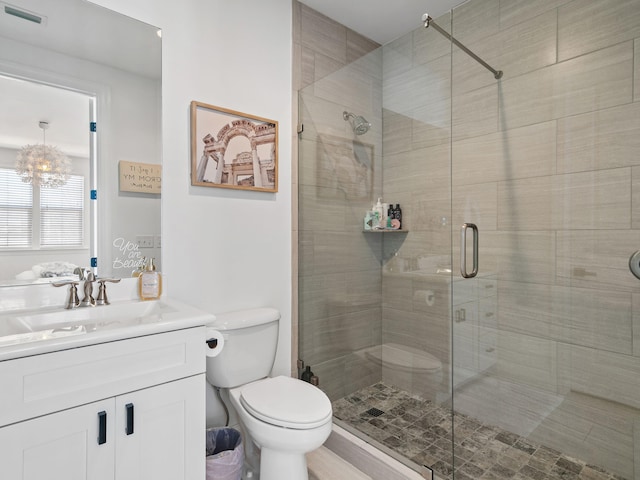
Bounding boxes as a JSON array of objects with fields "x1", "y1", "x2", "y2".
[
  {"x1": 0, "y1": 168, "x2": 32, "y2": 247},
  {"x1": 40, "y1": 175, "x2": 85, "y2": 247}
]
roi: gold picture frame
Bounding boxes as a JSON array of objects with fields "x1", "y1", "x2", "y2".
[{"x1": 190, "y1": 101, "x2": 278, "y2": 192}]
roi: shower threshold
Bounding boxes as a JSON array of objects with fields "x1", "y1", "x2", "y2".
[{"x1": 331, "y1": 382, "x2": 625, "y2": 480}]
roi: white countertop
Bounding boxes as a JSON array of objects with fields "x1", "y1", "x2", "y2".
[{"x1": 0, "y1": 298, "x2": 214, "y2": 362}]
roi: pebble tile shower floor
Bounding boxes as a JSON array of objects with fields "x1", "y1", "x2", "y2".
[{"x1": 331, "y1": 383, "x2": 623, "y2": 480}]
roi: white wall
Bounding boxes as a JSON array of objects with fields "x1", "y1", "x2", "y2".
[{"x1": 90, "y1": 0, "x2": 294, "y2": 376}]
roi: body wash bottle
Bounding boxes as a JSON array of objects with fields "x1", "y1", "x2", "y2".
[{"x1": 138, "y1": 257, "x2": 162, "y2": 300}]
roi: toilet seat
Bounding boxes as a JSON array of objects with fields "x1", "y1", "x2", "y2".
[{"x1": 239, "y1": 376, "x2": 332, "y2": 429}]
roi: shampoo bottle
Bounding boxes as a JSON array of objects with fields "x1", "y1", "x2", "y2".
[
  {"x1": 138, "y1": 257, "x2": 162, "y2": 300},
  {"x1": 394, "y1": 204, "x2": 402, "y2": 229}
]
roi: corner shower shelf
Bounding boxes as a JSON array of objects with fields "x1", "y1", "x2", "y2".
[{"x1": 363, "y1": 229, "x2": 408, "y2": 233}]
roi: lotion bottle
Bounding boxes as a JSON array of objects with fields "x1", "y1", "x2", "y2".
[
  {"x1": 373, "y1": 198, "x2": 384, "y2": 229},
  {"x1": 138, "y1": 257, "x2": 162, "y2": 300}
]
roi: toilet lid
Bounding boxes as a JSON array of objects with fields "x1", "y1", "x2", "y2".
[{"x1": 240, "y1": 376, "x2": 332, "y2": 429}]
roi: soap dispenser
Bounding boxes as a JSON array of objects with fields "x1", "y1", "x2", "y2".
[
  {"x1": 138, "y1": 257, "x2": 162, "y2": 300},
  {"x1": 131, "y1": 256, "x2": 147, "y2": 277}
]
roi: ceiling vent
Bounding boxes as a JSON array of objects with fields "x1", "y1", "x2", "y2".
[{"x1": 3, "y1": 2, "x2": 46, "y2": 25}]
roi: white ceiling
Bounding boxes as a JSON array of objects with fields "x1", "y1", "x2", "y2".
[{"x1": 298, "y1": 0, "x2": 464, "y2": 45}]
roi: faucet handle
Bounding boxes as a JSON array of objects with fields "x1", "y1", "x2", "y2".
[
  {"x1": 52, "y1": 281, "x2": 80, "y2": 309},
  {"x1": 95, "y1": 278, "x2": 121, "y2": 306}
]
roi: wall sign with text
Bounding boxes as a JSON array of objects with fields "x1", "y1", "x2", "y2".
[{"x1": 119, "y1": 161, "x2": 162, "y2": 194}]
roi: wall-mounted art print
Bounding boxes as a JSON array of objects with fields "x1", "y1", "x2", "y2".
[{"x1": 190, "y1": 101, "x2": 278, "y2": 192}]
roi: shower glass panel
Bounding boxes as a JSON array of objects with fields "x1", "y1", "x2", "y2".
[
  {"x1": 450, "y1": 1, "x2": 638, "y2": 479},
  {"x1": 298, "y1": 0, "x2": 639, "y2": 478},
  {"x1": 297, "y1": 6, "x2": 454, "y2": 476}
]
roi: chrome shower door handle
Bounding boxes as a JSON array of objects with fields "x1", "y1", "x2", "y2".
[{"x1": 460, "y1": 223, "x2": 479, "y2": 278}]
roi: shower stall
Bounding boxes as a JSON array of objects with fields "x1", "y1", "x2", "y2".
[{"x1": 295, "y1": 0, "x2": 640, "y2": 478}]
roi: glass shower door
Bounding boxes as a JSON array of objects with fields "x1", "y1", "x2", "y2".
[{"x1": 450, "y1": 2, "x2": 639, "y2": 478}]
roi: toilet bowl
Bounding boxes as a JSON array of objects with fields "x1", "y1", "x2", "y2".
[
  {"x1": 205, "y1": 308, "x2": 333, "y2": 480},
  {"x1": 229, "y1": 376, "x2": 332, "y2": 480}
]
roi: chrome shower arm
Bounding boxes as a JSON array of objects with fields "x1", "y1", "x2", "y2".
[{"x1": 422, "y1": 13, "x2": 503, "y2": 80}]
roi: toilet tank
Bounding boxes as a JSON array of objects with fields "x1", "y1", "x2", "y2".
[{"x1": 206, "y1": 307, "x2": 280, "y2": 388}]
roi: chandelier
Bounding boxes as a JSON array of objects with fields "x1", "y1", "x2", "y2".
[{"x1": 16, "y1": 121, "x2": 71, "y2": 188}]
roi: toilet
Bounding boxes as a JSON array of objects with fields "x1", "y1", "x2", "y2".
[{"x1": 205, "y1": 308, "x2": 332, "y2": 480}]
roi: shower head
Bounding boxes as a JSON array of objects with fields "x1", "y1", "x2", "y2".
[{"x1": 343, "y1": 111, "x2": 371, "y2": 135}]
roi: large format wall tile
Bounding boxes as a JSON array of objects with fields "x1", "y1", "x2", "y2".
[
  {"x1": 634, "y1": 294, "x2": 640, "y2": 357},
  {"x1": 557, "y1": 230, "x2": 640, "y2": 292},
  {"x1": 382, "y1": 110, "x2": 412, "y2": 156},
  {"x1": 347, "y1": 30, "x2": 379, "y2": 64},
  {"x1": 497, "y1": 280, "x2": 632, "y2": 354},
  {"x1": 452, "y1": 84, "x2": 499, "y2": 141},
  {"x1": 558, "y1": 0, "x2": 640, "y2": 61},
  {"x1": 299, "y1": 4, "x2": 347, "y2": 64},
  {"x1": 452, "y1": 121, "x2": 556, "y2": 186},
  {"x1": 453, "y1": 9, "x2": 557, "y2": 95},
  {"x1": 558, "y1": 344, "x2": 640, "y2": 410},
  {"x1": 301, "y1": 307, "x2": 382, "y2": 367},
  {"x1": 494, "y1": 329, "x2": 558, "y2": 392},
  {"x1": 500, "y1": 42, "x2": 633, "y2": 130},
  {"x1": 413, "y1": 11, "x2": 451, "y2": 66},
  {"x1": 633, "y1": 166, "x2": 640, "y2": 229},
  {"x1": 314, "y1": 60, "x2": 381, "y2": 122},
  {"x1": 490, "y1": 231, "x2": 556, "y2": 283},
  {"x1": 451, "y1": 182, "x2": 498, "y2": 231},
  {"x1": 452, "y1": 0, "x2": 500, "y2": 44},
  {"x1": 498, "y1": 168, "x2": 631, "y2": 230},
  {"x1": 499, "y1": 0, "x2": 569, "y2": 30},
  {"x1": 528, "y1": 391, "x2": 636, "y2": 480},
  {"x1": 384, "y1": 55, "x2": 450, "y2": 122},
  {"x1": 557, "y1": 102, "x2": 640, "y2": 174},
  {"x1": 635, "y1": 39, "x2": 640, "y2": 102}
]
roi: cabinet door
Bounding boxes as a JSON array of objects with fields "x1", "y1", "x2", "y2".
[
  {"x1": 115, "y1": 374, "x2": 205, "y2": 480},
  {"x1": 0, "y1": 399, "x2": 115, "y2": 480}
]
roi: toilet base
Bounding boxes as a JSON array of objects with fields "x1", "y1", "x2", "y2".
[{"x1": 260, "y1": 448, "x2": 308, "y2": 480}]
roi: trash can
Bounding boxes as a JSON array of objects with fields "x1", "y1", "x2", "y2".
[{"x1": 206, "y1": 427, "x2": 244, "y2": 480}]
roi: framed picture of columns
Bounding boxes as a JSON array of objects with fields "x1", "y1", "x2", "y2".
[{"x1": 190, "y1": 101, "x2": 278, "y2": 192}]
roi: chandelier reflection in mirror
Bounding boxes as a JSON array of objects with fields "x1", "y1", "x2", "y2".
[{"x1": 16, "y1": 121, "x2": 71, "y2": 188}]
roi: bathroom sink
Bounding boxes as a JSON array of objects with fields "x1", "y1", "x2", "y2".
[
  {"x1": 0, "y1": 298, "x2": 214, "y2": 361},
  {"x1": 13, "y1": 299, "x2": 174, "y2": 332}
]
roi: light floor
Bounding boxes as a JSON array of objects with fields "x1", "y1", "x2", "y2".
[
  {"x1": 307, "y1": 446, "x2": 372, "y2": 480},
  {"x1": 332, "y1": 382, "x2": 625, "y2": 480}
]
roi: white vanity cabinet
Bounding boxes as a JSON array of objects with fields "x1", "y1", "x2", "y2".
[{"x1": 0, "y1": 326, "x2": 206, "y2": 480}]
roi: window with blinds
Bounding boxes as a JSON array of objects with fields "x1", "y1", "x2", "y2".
[
  {"x1": 40, "y1": 175, "x2": 85, "y2": 247},
  {"x1": 0, "y1": 168, "x2": 85, "y2": 249},
  {"x1": 0, "y1": 168, "x2": 32, "y2": 247}
]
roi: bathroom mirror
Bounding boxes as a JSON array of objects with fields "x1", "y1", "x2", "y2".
[{"x1": 0, "y1": 0, "x2": 161, "y2": 286}]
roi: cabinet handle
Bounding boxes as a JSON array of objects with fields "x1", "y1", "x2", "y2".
[
  {"x1": 126, "y1": 403, "x2": 134, "y2": 435},
  {"x1": 98, "y1": 411, "x2": 107, "y2": 445}
]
